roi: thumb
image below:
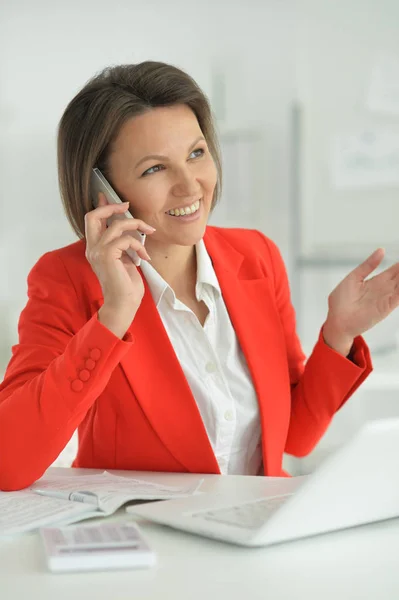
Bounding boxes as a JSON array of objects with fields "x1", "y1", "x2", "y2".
[{"x1": 352, "y1": 248, "x2": 385, "y2": 280}]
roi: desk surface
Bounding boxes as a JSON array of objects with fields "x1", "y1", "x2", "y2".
[{"x1": 1, "y1": 468, "x2": 399, "y2": 600}]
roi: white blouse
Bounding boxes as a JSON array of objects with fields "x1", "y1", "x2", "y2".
[{"x1": 140, "y1": 239, "x2": 262, "y2": 475}]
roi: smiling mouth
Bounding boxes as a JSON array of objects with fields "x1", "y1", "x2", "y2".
[{"x1": 166, "y1": 199, "x2": 201, "y2": 217}]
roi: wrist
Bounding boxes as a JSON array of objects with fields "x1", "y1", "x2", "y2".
[
  {"x1": 323, "y1": 318, "x2": 354, "y2": 357},
  {"x1": 98, "y1": 304, "x2": 137, "y2": 339}
]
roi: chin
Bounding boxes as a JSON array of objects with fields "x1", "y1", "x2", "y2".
[{"x1": 177, "y1": 223, "x2": 208, "y2": 246}]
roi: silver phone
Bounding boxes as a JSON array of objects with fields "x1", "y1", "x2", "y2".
[{"x1": 91, "y1": 167, "x2": 146, "y2": 267}]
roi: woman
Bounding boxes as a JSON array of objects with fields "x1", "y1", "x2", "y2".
[{"x1": 0, "y1": 62, "x2": 398, "y2": 491}]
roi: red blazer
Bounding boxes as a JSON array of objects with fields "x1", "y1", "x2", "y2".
[{"x1": 0, "y1": 227, "x2": 372, "y2": 490}]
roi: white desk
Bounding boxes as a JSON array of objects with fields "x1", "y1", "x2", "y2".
[{"x1": 1, "y1": 468, "x2": 399, "y2": 600}]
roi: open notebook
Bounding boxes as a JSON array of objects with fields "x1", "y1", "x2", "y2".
[{"x1": 0, "y1": 471, "x2": 203, "y2": 537}]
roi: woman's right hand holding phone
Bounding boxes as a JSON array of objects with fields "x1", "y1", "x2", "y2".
[{"x1": 85, "y1": 194, "x2": 155, "y2": 338}]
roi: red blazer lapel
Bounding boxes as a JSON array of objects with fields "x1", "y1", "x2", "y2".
[
  {"x1": 88, "y1": 265, "x2": 219, "y2": 473},
  {"x1": 204, "y1": 229, "x2": 291, "y2": 475},
  {"x1": 119, "y1": 279, "x2": 220, "y2": 475}
]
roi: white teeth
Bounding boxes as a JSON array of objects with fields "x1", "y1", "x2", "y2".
[{"x1": 167, "y1": 200, "x2": 201, "y2": 217}]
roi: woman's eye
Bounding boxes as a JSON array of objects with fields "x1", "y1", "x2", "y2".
[
  {"x1": 189, "y1": 148, "x2": 205, "y2": 159},
  {"x1": 141, "y1": 148, "x2": 204, "y2": 176},
  {"x1": 142, "y1": 164, "x2": 164, "y2": 177}
]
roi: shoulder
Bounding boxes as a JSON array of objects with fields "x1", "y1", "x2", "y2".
[
  {"x1": 26, "y1": 239, "x2": 101, "y2": 311},
  {"x1": 205, "y1": 225, "x2": 285, "y2": 274},
  {"x1": 205, "y1": 224, "x2": 278, "y2": 251},
  {"x1": 27, "y1": 239, "x2": 90, "y2": 289},
  {"x1": 31, "y1": 239, "x2": 86, "y2": 271}
]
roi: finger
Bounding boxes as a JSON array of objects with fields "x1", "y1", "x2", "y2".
[
  {"x1": 388, "y1": 271, "x2": 399, "y2": 297},
  {"x1": 101, "y1": 218, "x2": 155, "y2": 245},
  {"x1": 85, "y1": 201, "x2": 130, "y2": 248},
  {"x1": 97, "y1": 192, "x2": 108, "y2": 207},
  {"x1": 106, "y1": 234, "x2": 152, "y2": 263},
  {"x1": 378, "y1": 260, "x2": 399, "y2": 282},
  {"x1": 88, "y1": 200, "x2": 131, "y2": 220},
  {"x1": 361, "y1": 260, "x2": 399, "y2": 292},
  {"x1": 388, "y1": 283, "x2": 399, "y2": 313},
  {"x1": 351, "y1": 248, "x2": 385, "y2": 281}
]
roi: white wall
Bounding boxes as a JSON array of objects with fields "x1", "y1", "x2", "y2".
[
  {"x1": 296, "y1": 0, "x2": 399, "y2": 257},
  {"x1": 0, "y1": 0, "x2": 296, "y2": 370},
  {"x1": 288, "y1": 0, "x2": 399, "y2": 474},
  {"x1": 295, "y1": 0, "x2": 399, "y2": 352}
]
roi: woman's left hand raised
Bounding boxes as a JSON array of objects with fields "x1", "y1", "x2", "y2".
[{"x1": 323, "y1": 248, "x2": 399, "y2": 356}]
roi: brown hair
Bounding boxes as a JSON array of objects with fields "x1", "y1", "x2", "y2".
[{"x1": 57, "y1": 61, "x2": 222, "y2": 239}]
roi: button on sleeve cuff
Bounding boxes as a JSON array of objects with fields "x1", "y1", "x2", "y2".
[{"x1": 63, "y1": 312, "x2": 135, "y2": 401}]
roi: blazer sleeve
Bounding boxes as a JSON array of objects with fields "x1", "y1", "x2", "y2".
[
  {"x1": 0, "y1": 252, "x2": 134, "y2": 491},
  {"x1": 260, "y1": 233, "x2": 373, "y2": 457}
]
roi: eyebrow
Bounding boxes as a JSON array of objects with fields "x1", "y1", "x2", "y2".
[{"x1": 134, "y1": 136, "x2": 206, "y2": 170}]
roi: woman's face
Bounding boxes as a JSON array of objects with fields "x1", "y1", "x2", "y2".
[{"x1": 107, "y1": 104, "x2": 218, "y2": 248}]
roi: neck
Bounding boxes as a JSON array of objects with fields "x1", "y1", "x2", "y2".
[{"x1": 146, "y1": 240, "x2": 197, "y2": 297}]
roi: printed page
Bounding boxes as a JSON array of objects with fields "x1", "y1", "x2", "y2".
[
  {"x1": 0, "y1": 490, "x2": 96, "y2": 537},
  {"x1": 31, "y1": 471, "x2": 204, "y2": 513}
]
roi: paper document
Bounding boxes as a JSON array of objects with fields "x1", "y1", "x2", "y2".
[
  {"x1": 0, "y1": 491, "x2": 93, "y2": 537},
  {"x1": 0, "y1": 472, "x2": 203, "y2": 537}
]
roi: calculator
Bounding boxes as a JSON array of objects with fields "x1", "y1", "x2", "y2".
[{"x1": 40, "y1": 521, "x2": 156, "y2": 573}]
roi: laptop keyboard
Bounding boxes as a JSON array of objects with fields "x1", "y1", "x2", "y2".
[{"x1": 191, "y1": 494, "x2": 293, "y2": 530}]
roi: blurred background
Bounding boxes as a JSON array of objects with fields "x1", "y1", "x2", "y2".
[{"x1": 1, "y1": 0, "x2": 399, "y2": 473}]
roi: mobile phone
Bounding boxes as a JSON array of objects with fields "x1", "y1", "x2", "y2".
[{"x1": 91, "y1": 167, "x2": 146, "y2": 267}]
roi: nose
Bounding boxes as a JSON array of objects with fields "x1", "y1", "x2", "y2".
[{"x1": 172, "y1": 166, "x2": 201, "y2": 198}]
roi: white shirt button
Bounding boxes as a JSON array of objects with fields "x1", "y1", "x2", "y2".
[
  {"x1": 205, "y1": 362, "x2": 217, "y2": 374},
  {"x1": 224, "y1": 409, "x2": 234, "y2": 421}
]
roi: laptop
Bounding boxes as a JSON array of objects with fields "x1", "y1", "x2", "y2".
[{"x1": 127, "y1": 419, "x2": 399, "y2": 547}]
